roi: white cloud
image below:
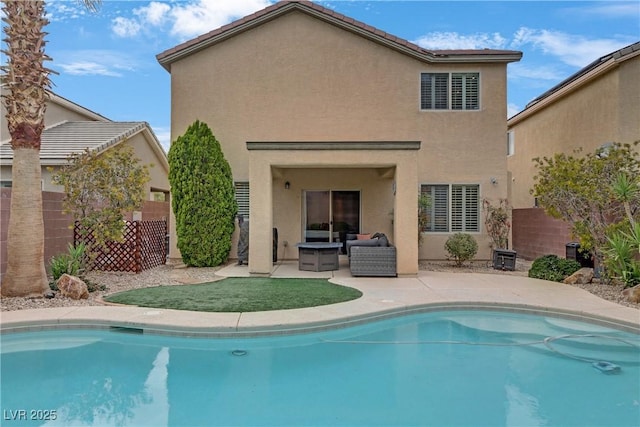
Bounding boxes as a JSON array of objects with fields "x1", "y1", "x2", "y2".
[
  {"x1": 412, "y1": 32, "x2": 508, "y2": 50},
  {"x1": 507, "y1": 63, "x2": 565, "y2": 82},
  {"x1": 110, "y1": 0, "x2": 273, "y2": 41},
  {"x1": 58, "y1": 61, "x2": 122, "y2": 77},
  {"x1": 46, "y1": 1, "x2": 89, "y2": 22},
  {"x1": 135, "y1": 2, "x2": 171, "y2": 26},
  {"x1": 169, "y1": 0, "x2": 273, "y2": 39},
  {"x1": 56, "y1": 50, "x2": 138, "y2": 77},
  {"x1": 112, "y1": 16, "x2": 142, "y2": 38},
  {"x1": 511, "y1": 27, "x2": 633, "y2": 68}
]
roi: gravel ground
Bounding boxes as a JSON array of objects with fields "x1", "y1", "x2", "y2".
[{"x1": 1, "y1": 260, "x2": 638, "y2": 311}]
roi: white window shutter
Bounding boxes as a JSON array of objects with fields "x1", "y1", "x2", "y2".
[{"x1": 234, "y1": 182, "x2": 250, "y2": 218}]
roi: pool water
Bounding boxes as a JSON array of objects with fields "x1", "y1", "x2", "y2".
[{"x1": 1, "y1": 310, "x2": 639, "y2": 426}]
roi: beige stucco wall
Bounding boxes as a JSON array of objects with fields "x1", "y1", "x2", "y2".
[
  {"x1": 507, "y1": 53, "x2": 640, "y2": 209},
  {"x1": 168, "y1": 10, "x2": 512, "y2": 270},
  {"x1": 126, "y1": 132, "x2": 170, "y2": 197}
]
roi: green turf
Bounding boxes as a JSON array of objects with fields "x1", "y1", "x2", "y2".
[{"x1": 103, "y1": 277, "x2": 363, "y2": 312}]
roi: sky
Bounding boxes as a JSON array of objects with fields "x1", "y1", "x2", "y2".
[{"x1": 5, "y1": 0, "x2": 639, "y2": 151}]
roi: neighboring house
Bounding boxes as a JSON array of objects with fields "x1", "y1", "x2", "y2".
[
  {"x1": 157, "y1": 0, "x2": 522, "y2": 275},
  {"x1": 0, "y1": 89, "x2": 171, "y2": 280},
  {"x1": 0, "y1": 85, "x2": 110, "y2": 132},
  {"x1": 0, "y1": 88, "x2": 170, "y2": 200},
  {"x1": 507, "y1": 41, "x2": 640, "y2": 259}
]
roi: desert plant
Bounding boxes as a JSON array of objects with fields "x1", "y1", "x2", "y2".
[
  {"x1": 528, "y1": 254, "x2": 581, "y2": 282},
  {"x1": 444, "y1": 233, "x2": 478, "y2": 266},
  {"x1": 483, "y1": 198, "x2": 510, "y2": 249},
  {"x1": 168, "y1": 120, "x2": 238, "y2": 266},
  {"x1": 602, "y1": 173, "x2": 640, "y2": 287},
  {"x1": 49, "y1": 243, "x2": 87, "y2": 281}
]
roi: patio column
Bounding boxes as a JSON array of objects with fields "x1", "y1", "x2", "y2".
[
  {"x1": 248, "y1": 157, "x2": 273, "y2": 275},
  {"x1": 394, "y1": 156, "x2": 418, "y2": 276}
]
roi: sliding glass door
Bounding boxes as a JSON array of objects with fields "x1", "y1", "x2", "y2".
[{"x1": 304, "y1": 190, "x2": 360, "y2": 242}]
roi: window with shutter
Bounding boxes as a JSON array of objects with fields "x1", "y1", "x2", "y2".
[
  {"x1": 234, "y1": 181, "x2": 250, "y2": 218},
  {"x1": 421, "y1": 184, "x2": 448, "y2": 231},
  {"x1": 420, "y1": 73, "x2": 448, "y2": 109},
  {"x1": 421, "y1": 72, "x2": 479, "y2": 111},
  {"x1": 464, "y1": 185, "x2": 479, "y2": 231},
  {"x1": 421, "y1": 184, "x2": 479, "y2": 232}
]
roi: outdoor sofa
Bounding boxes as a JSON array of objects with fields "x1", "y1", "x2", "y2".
[{"x1": 346, "y1": 233, "x2": 397, "y2": 277}]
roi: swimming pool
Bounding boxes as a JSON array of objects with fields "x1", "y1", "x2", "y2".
[{"x1": 1, "y1": 310, "x2": 639, "y2": 426}]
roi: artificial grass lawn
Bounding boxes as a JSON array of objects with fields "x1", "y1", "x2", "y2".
[{"x1": 104, "y1": 277, "x2": 363, "y2": 312}]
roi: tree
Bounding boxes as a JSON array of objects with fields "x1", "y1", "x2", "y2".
[
  {"x1": 531, "y1": 142, "x2": 640, "y2": 265},
  {"x1": 51, "y1": 144, "x2": 150, "y2": 249},
  {"x1": 168, "y1": 120, "x2": 237, "y2": 267},
  {"x1": 1, "y1": 0, "x2": 100, "y2": 297}
]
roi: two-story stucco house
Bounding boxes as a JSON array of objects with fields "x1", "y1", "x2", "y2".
[
  {"x1": 157, "y1": 0, "x2": 522, "y2": 276},
  {"x1": 507, "y1": 41, "x2": 639, "y2": 259}
]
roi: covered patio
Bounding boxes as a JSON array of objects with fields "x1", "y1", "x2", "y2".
[{"x1": 246, "y1": 141, "x2": 420, "y2": 277}]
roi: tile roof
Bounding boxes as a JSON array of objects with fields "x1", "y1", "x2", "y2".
[
  {"x1": 0, "y1": 121, "x2": 167, "y2": 167},
  {"x1": 157, "y1": 0, "x2": 521, "y2": 71}
]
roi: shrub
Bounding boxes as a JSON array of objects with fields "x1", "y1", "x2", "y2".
[
  {"x1": 528, "y1": 254, "x2": 581, "y2": 282},
  {"x1": 168, "y1": 120, "x2": 238, "y2": 267},
  {"x1": 51, "y1": 145, "x2": 150, "y2": 249},
  {"x1": 483, "y1": 198, "x2": 511, "y2": 250},
  {"x1": 445, "y1": 233, "x2": 478, "y2": 266},
  {"x1": 49, "y1": 243, "x2": 87, "y2": 281}
]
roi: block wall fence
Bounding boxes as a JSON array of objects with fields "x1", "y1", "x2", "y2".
[
  {"x1": 0, "y1": 188, "x2": 169, "y2": 283},
  {"x1": 511, "y1": 207, "x2": 573, "y2": 261}
]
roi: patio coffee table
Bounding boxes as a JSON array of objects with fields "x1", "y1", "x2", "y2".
[{"x1": 296, "y1": 242, "x2": 343, "y2": 272}]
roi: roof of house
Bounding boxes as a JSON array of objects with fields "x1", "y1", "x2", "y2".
[
  {"x1": 48, "y1": 91, "x2": 111, "y2": 122},
  {"x1": 0, "y1": 82, "x2": 110, "y2": 123},
  {"x1": 0, "y1": 121, "x2": 169, "y2": 171},
  {"x1": 157, "y1": 0, "x2": 522, "y2": 71},
  {"x1": 509, "y1": 40, "x2": 640, "y2": 123}
]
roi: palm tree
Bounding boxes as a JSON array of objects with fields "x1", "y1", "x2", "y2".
[{"x1": 1, "y1": 0, "x2": 99, "y2": 297}]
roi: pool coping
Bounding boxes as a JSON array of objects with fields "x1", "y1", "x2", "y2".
[{"x1": 1, "y1": 271, "x2": 639, "y2": 337}]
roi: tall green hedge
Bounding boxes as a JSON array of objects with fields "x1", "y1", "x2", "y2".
[{"x1": 168, "y1": 120, "x2": 237, "y2": 266}]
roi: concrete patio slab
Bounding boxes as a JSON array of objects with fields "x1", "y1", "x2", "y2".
[{"x1": 2, "y1": 261, "x2": 638, "y2": 336}]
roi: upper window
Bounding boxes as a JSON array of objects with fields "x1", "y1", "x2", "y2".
[
  {"x1": 420, "y1": 73, "x2": 479, "y2": 110},
  {"x1": 421, "y1": 184, "x2": 480, "y2": 232}
]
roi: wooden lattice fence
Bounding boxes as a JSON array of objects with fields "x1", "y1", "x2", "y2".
[{"x1": 74, "y1": 220, "x2": 167, "y2": 273}]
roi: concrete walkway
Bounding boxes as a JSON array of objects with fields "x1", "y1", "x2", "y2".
[{"x1": 2, "y1": 260, "x2": 638, "y2": 336}]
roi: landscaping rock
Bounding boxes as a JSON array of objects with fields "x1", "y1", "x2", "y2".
[
  {"x1": 622, "y1": 285, "x2": 640, "y2": 304},
  {"x1": 56, "y1": 274, "x2": 89, "y2": 300},
  {"x1": 563, "y1": 267, "x2": 594, "y2": 285}
]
